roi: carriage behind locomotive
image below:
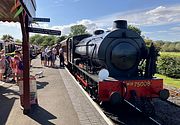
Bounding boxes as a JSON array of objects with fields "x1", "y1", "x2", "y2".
[
  {"x1": 0, "y1": 40, "x2": 40, "y2": 57},
  {"x1": 60, "y1": 20, "x2": 169, "y2": 107}
]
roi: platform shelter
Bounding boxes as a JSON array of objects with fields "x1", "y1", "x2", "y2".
[{"x1": 0, "y1": 0, "x2": 61, "y2": 114}]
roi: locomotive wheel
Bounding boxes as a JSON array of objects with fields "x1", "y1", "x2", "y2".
[{"x1": 110, "y1": 92, "x2": 123, "y2": 105}]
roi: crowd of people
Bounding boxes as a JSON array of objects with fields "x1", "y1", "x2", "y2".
[
  {"x1": 40, "y1": 45, "x2": 64, "y2": 68},
  {"x1": 0, "y1": 45, "x2": 64, "y2": 83},
  {"x1": 0, "y1": 49, "x2": 23, "y2": 83}
]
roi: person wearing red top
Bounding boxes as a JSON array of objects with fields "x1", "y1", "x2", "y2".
[
  {"x1": 0, "y1": 53, "x2": 5, "y2": 81},
  {"x1": 14, "y1": 50, "x2": 23, "y2": 84}
]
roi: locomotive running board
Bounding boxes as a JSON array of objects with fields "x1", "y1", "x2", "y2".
[{"x1": 123, "y1": 99, "x2": 161, "y2": 125}]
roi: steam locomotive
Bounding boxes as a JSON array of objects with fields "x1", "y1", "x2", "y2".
[{"x1": 60, "y1": 20, "x2": 169, "y2": 114}]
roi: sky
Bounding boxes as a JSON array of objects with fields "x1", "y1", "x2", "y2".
[{"x1": 0, "y1": 0, "x2": 180, "y2": 41}]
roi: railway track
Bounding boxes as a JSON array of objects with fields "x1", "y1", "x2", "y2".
[
  {"x1": 152, "y1": 98, "x2": 180, "y2": 125},
  {"x1": 101, "y1": 100, "x2": 162, "y2": 125},
  {"x1": 165, "y1": 99, "x2": 180, "y2": 108},
  {"x1": 100, "y1": 97, "x2": 180, "y2": 125}
]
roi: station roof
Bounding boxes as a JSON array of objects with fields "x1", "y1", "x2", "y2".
[{"x1": 0, "y1": 0, "x2": 36, "y2": 22}]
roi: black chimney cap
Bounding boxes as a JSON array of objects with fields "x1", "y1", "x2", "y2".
[{"x1": 113, "y1": 20, "x2": 127, "y2": 29}]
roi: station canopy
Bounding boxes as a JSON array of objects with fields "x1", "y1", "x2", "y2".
[{"x1": 0, "y1": 0, "x2": 36, "y2": 22}]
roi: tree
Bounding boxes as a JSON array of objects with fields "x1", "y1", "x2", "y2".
[
  {"x1": 144, "y1": 38, "x2": 153, "y2": 47},
  {"x1": 161, "y1": 42, "x2": 171, "y2": 52},
  {"x1": 154, "y1": 40, "x2": 164, "y2": 51},
  {"x1": 168, "y1": 44, "x2": 176, "y2": 52},
  {"x1": 1, "y1": 34, "x2": 14, "y2": 41},
  {"x1": 30, "y1": 34, "x2": 42, "y2": 45},
  {"x1": 35, "y1": 36, "x2": 45, "y2": 45},
  {"x1": 56, "y1": 35, "x2": 68, "y2": 44},
  {"x1": 43, "y1": 35, "x2": 57, "y2": 46},
  {"x1": 69, "y1": 24, "x2": 87, "y2": 36},
  {"x1": 128, "y1": 25, "x2": 141, "y2": 35},
  {"x1": 175, "y1": 43, "x2": 180, "y2": 52},
  {"x1": 15, "y1": 39, "x2": 21, "y2": 43}
]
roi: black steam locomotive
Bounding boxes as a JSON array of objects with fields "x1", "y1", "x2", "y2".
[
  {"x1": 60, "y1": 20, "x2": 169, "y2": 114},
  {"x1": 74, "y1": 20, "x2": 152, "y2": 78}
]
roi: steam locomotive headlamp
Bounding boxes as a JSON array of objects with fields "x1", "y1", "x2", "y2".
[{"x1": 98, "y1": 69, "x2": 109, "y2": 81}]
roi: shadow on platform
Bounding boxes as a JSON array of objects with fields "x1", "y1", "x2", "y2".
[
  {"x1": 32, "y1": 66, "x2": 44, "y2": 69},
  {"x1": 28, "y1": 106, "x2": 57, "y2": 125},
  {"x1": 58, "y1": 67, "x2": 65, "y2": 69},
  {"x1": 0, "y1": 86, "x2": 19, "y2": 125},
  {"x1": 36, "y1": 81, "x2": 49, "y2": 89}
]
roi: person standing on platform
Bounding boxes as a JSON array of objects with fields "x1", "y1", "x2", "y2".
[
  {"x1": 0, "y1": 53, "x2": 5, "y2": 81},
  {"x1": 52, "y1": 47, "x2": 57, "y2": 67},
  {"x1": 46, "y1": 49, "x2": 52, "y2": 67},
  {"x1": 59, "y1": 46, "x2": 64, "y2": 68},
  {"x1": 40, "y1": 49, "x2": 45, "y2": 66},
  {"x1": 44, "y1": 46, "x2": 49, "y2": 66},
  {"x1": 14, "y1": 50, "x2": 23, "y2": 84}
]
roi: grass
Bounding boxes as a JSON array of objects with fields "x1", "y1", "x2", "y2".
[
  {"x1": 160, "y1": 52, "x2": 180, "y2": 57},
  {"x1": 155, "y1": 74, "x2": 180, "y2": 88}
]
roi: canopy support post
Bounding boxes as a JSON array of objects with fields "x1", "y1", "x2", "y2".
[{"x1": 19, "y1": 13, "x2": 30, "y2": 114}]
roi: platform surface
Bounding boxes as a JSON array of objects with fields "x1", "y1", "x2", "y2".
[{"x1": 0, "y1": 57, "x2": 111, "y2": 125}]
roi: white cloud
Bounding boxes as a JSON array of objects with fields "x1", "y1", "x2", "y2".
[
  {"x1": 52, "y1": 0, "x2": 64, "y2": 7},
  {"x1": 0, "y1": 22, "x2": 20, "y2": 29},
  {"x1": 0, "y1": 22, "x2": 21, "y2": 40},
  {"x1": 142, "y1": 31, "x2": 154, "y2": 35},
  {"x1": 1, "y1": 5, "x2": 180, "y2": 41},
  {"x1": 157, "y1": 30, "x2": 168, "y2": 33},
  {"x1": 95, "y1": 5, "x2": 180, "y2": 27},
  {"x1": 51, "y1": 19, "x2": 98, "y2": 35},
  {"x1": 170, "y1": 26, "x2": 180, "y2": 31},
  {"x1": 31, "y1": 23, "x2": 49, "y2": 29}
]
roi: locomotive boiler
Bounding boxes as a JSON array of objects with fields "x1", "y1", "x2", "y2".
[
  {"x1": 60, "y1": 20, "x2": 169, "y2": 115},
  {"x1": 75, "y1": 20, "x2": 148, "y2": 78}
]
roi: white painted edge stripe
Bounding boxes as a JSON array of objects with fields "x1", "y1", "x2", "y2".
[{"x1": 64, "y1": 67, "x2": 114, "y2": 125}]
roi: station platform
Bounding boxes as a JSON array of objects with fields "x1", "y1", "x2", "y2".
[{"x1": 0, "y1": 58, "x2": 112, "y2": 125}]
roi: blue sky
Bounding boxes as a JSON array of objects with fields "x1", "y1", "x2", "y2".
[{"x1": 0, "y1": 0, "x2": 180, "y2": 41}]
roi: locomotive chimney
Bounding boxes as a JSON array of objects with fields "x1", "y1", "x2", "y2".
[{"x1": 113, "y1": 20, "x2": 127, "y2": 29}]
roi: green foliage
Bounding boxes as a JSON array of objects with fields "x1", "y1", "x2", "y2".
[
  {"x1": 160, "y1": 52, "x2": 180, "y2": 57},
  {"x1": 69, "y1": 24, "x2": 87, "y2": 36},
  {"x1": 30, "y1": 34, "x2": 41, "y2": 44},
  {"x1": 157, "y1": 52, "x2": 180, "y2": 78},
  {"x1": 1, "y1": 34, "x2": 14, "y2": 41},
  {"x1": 57, "y1": 35, "x2": 68, "y2": 44},
  {"x1": 155, "y1": 41, "x2": 180, "y2": 52},
  {"x1": 15, "y1": 39, "x2": 21, "y2": 43},
  {"x1": 155, "y1": 74, "x2": 180, "y2": 88},
  {"x1": 144, "y1": 38, "x2": 153, "y2": 47},
  {"x1": 29, "y1": 34, "x2": 68, "y2": 47},
  {"x1": 128, "y1": 25, "x2": 141, "y2": 35}
]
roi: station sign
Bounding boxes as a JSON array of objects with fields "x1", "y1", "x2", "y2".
[
  {"x1": 28, "y1": 27, "x2": 61, "y2": 35},
  {"x1": 32, "y1": 18, "x2": 50, "y2": 22}
]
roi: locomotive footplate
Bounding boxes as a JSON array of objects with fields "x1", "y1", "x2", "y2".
[{"x1": 98, "y1": 79, "x2": 165, "y2": 102}]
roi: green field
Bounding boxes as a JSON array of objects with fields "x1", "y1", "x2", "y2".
[
  {"x1": 155, "y1": 74, "x2": 180, "y2": 88},
  {"x1": 160, "y1": 52, "x2": 180, "y2": 57}
]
